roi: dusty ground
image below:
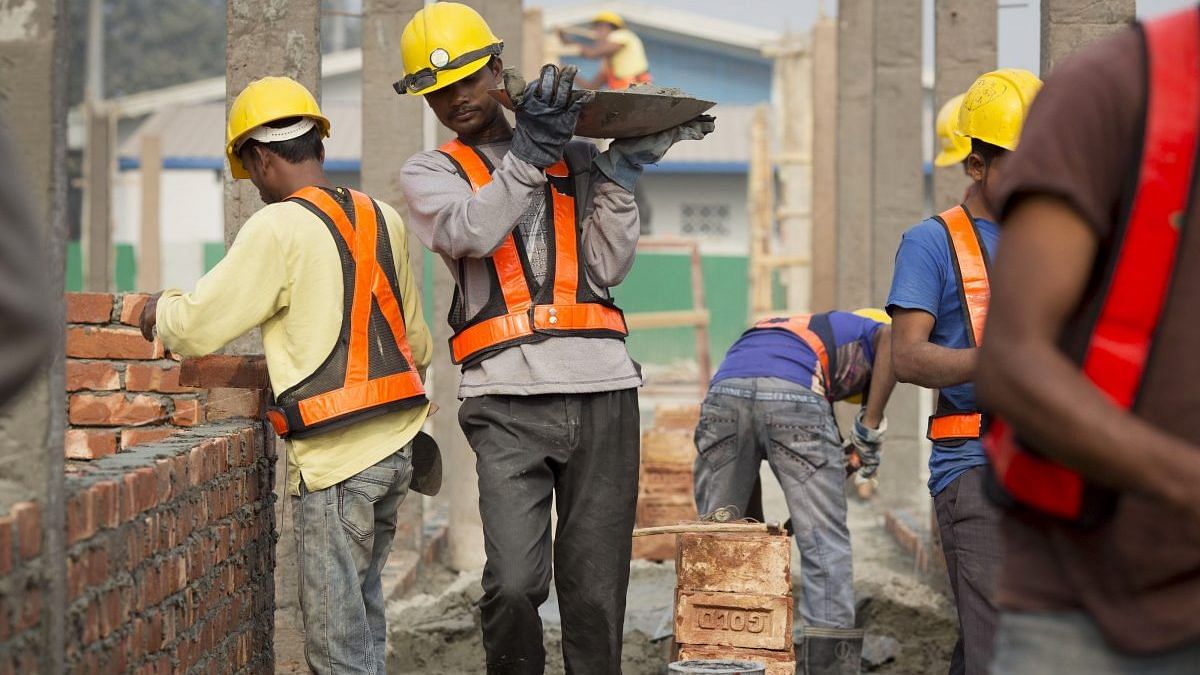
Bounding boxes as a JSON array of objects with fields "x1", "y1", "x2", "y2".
[{"x1": 384, "y1": 498, "x2": 955, "y2": 674}]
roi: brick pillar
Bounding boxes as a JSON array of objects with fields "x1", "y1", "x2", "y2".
[
  {"x1": 810, "y1": 17, "x2": 838, "y2": 313},
  {"x1": 0, "y1": 0, "x2": 70, "y2": 670},
  {"x1": 1041, "y1": 0, "x2": 1134, "y2": 74},
  {"x1": 835, "y1": 0, "x2": 874, "y2": 310},
  {"x1": 933, "y1": 0, "x2": 996, "y2": 211},
  {"x1": 362, "y1": 0, "x2": 426, "y2": 556}
]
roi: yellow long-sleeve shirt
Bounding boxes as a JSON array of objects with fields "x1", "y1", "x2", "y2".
[{"x1": 156, "y1": 191, "x2": 432, "y2": 496}]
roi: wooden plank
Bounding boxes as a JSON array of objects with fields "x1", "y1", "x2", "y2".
[
  {"x1": 641, "y1": 429, "x2": 696, "y2": 465},
  {"x1": 676, "y1": 533, "x2": 792, "y2": 596},
  {"x1": 137, "y1": 134, "x2": 162, "y2": 291},
  {"x1": 654, "y1": 404, "x2": 700, "y2": 432},
  {"x1": 676, "y1": 645, "x2": 796, "y2": 675},
  {"x1": 675, "y1": 590, "x2": 793, "y2": 651},
  {"x1": 625, "y1": 309, "x2": 710, "y2": 330}
]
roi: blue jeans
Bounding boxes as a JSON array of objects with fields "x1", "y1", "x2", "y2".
[
  {"x1": 991, "y1": 611, "x2": 1200, "y2": 674},
  {"x1": 692, "y1": 376, "x2": 855, "y2": 628},
  {"x1": 293, "y1": 445, "x2": 413, "y2": 675}
]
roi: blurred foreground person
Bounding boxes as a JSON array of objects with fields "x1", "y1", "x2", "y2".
[
  {"x1": 979, "y1": 7, "x2": 1200, "y2": 673},
  {"x1": 139, "y1": 77, "x2": 433, "y2": 674},
  {"x1": 693, "y1": 309, "x2": 897, "y2": 675}
]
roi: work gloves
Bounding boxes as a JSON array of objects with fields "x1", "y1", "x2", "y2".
[
  {"x1": 593, "y1": 114, "x2": 717, "y2": 192},
  {"x1": 508, "y1": 65, "x2": 593, "y2": 168},
  {"x1": 849, "y1": 409, "x2": 887, "y2": 479}
]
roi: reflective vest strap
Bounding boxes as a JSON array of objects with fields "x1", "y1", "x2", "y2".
[
  {"x1": 296, "y1": 370, "x2": 425, "y2": 428},
  {"x1": 550, "y1": 185, "x2": 579, "y2": 305},
  {"x1": 532, "y1": 303, "x2": 627, "y2": 333},
  {"x1": 450, "y1": 311, "x2": 533, "y2": 364},
  {"x1": 351, "y1": 190, "x2": 419, "y2": 369},
  {"x1": 927, "y1": 412, "x2": 984, "y2": 442},
  {"x1": 938, "y1": 205, "x2": 989, "y2": 347},
  {"x1": 753, "y1": 315, "x2": 830, "y2": 392},
  {"x1": 439, "y1": 139, "x2": 493, "y2": 191},
  {"x1": 1082, "y1": 9, "x2": 1199, "y2": 409},
  {"x1": 290, "y1": 186, "x2": 355, "y2": 249},
  {"x1": 987, "y1": 418, "x2": 1087, "y2": 521}
]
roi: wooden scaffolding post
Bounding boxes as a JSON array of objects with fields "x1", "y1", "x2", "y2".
[
  {"x1": 137, "y1": 134, "x2": 162, "y2": 291},
  {"x1": 747, "y1": 105, "x2": 774, "y2": 320}
]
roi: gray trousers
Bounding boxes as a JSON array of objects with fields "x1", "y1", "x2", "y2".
[
  {"x1": 992, "y1": 611, "x2": 1200, "y2": 674},
  {"x1": 933, "y1": 465, "x2": 1003, "y2": 675},
  {"x1": 692, "y1": 376, "x2": 855, "y2": 629},
  {"x1": 293, "y1": 445, "x2": 414, "y2": 675},
  {"x1": 459, "y1": 389, "x2": 641, "y2": 675}
]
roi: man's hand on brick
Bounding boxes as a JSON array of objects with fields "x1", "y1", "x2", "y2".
[{"x1": 139, "y1": 292, "x2": 162, "y2": 342}]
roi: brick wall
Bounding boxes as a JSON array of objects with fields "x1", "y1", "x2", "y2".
[
  {"x1": 0, "y1": 499, "x2": 46, "y2": 673},
  {"x1": 65, "y1": 293, "x2": 263, "y2": 460}
]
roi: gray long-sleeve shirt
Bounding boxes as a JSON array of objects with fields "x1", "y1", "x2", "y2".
[{"x1": 400, "y1": 138, "x2": 643, "y2": 397}]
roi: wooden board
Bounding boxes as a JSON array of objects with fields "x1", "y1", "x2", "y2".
[
  {"x1": 654, "y1": 404, "x2": 701, "y2": 432},
  {"x1": 677, "y1": 533, "x2": 792, "y2": 597},
  {"x1": 676, "y1": 645, "x2": 796, "y2": 675},
  {"x1": 675, "y1": 590, "x2": 793, "y2": 651},
  {"x1": 641, "y1": 429, "x2": 696, "y2": 465},
  {"x1": 488, "y1": 87, "x2": 715, "y2": 139}
]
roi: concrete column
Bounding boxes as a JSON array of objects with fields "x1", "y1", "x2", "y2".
[
  {"x1": 872, "y1": 0, "x2": 926, "y2": 507},
  {"x1": 1041, "y1": 0, "x2": 1134, "y2": 74},
  {"x1": 933, "y1": 0, "x2": 996, "y2": 211},
  {"x1": 0, "y1": 0, "x2": 70, "y2": 670},
  {"x1": 834, "y1": 0, "x2": 874, "y2": 310},
  {"x1": 362, "y1": 0, "x2": 426, "y2": 556},
  {"x1": 82, "y1": 101, "x2": 114, "y2": 292},
  {"x1": 137, "y1": 134, "x2": 163, "y2": 291},
  {"x1": 810, "y1": 17, "x2": 837, "y2": 313}
]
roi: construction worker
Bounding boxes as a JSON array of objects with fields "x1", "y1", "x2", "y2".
[
  {"x1": 561, "y1": 10, "x2": 652, "y2": 91},
  {"x1": 138, "y1": 76, "x2": 433, "y2": 675},
  {"x1": 979, "y1": 7, "x2": 1200, "y2": 671},
  {"x1": 693, "y1": 309, "x2": 897, "y2": 675},
  {"x1": 394, "y1": 4, "x2": 711, "y2": 673},
  {"x1": 886, "y1": 68, "x2": 1041, "y2": 675}
]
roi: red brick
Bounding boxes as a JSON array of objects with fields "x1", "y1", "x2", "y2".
[
  {"x1": 66, "y1": 326, "x2": 163, "y2": 360},
  {"x1": 91, "y1": 481, "x2": 119, "y2": 530},
  {"x1": 118, "y1": 293, "x2": 152, "y2": 326},
  {"x1": 65, "y1": 428, "x2": 118, "y2": 460},
  {"x1": 15, "y1": 587, "x2": 40, "y2": 632},
  {"x1": 675, "y1": 590, "x2": 793, "y2": 651},
  {"x1": 178, "y1": 354, "x2": 269, "y2": 389},
  {"x1": 120, "y1": 427, "x2": 177, "y2": 450},
  {"x1": 205, "y1": 387, "x2": 265, "y2": 421},
  {"x1": 69, "y1": 393, "x2": 166, "y2": 427},
  {"x1": 65, "y1": 361, "x2": 121, "y2": 392},
  {"x1": 170, "y1": 397, "x2": 204, "y2": 427},
  {"x1": 132, "y1": 468, "x2": 158, "y2": 514},
  {"x1": 87, "y1": 547, "x2": 109, "y2": 590},
  {"x1": 67, "y1": 556, "x2": 85, "y2": 600},
  {"x1": 0, "y1": 516, "x2": 11, "y2": 576},
  {"x1": 12, "y1": 501, "x2": 40, "y2": 560},
  {"x1": 66, "y1": 490, "x2": 96, "y2": 545},
  {"x1": 66, "y1": 293, "x2": 114, "y2": 324},
  {"x1": 125, "y1": 363, "x2": 195, "y2": 394}
]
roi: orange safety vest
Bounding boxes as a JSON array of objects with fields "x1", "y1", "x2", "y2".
[
  {"x1": 438, "y1": 139, "x2": 629, "y2": 365},
  {"x1": 750, "y1": 313, "x2": 836, "y2": 399},
  {"x1": 604, "y1": 69, "x2": 652, "y2": 91},
  {"x1": 926, "y1": 204, "x2": 991, "y2": 444},
  {"x1": 986, "y1": 7, "x2": 1199, "y2": 525},
  {"x1": 265, "y1": 187, "x2": 427, "y2": 439}
]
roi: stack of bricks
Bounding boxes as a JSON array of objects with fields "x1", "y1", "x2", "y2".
[
  {"x1": 61, "y1": 421, "x2": 276, "y2": 673},
  {"x1": 65, "y1": 292, "x2": 265, "y2": 461},
  {"x1": 632, "y1": 404, "x2": 702, "y2": 561},
  {"x1": 674, "y1": 532, "x2": 796, "y2": 675}
]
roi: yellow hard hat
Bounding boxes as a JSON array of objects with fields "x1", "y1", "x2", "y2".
[
  {"x1": 225, "y1": 76, "x2": 331, "y2": 180},
  {"x1": 593, "y1": 10, "x2": 625, "y2": 28},
  {"x1": 958, "y1": 68, "x2": 1042, "y2": 151},
  {"x1": 934, "y1": 94, "x2": 971, "y2": 168},
  {"x1": 398, "y1": 2, "x2": 503, "y2": 96}
]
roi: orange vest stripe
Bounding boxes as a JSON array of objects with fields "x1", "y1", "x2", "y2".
[
  {"x1": 927, "y1": 412, "x2": 984, "y2": 442},
  {"x1": 551, "y1": 185, "x2": 579, "y2": 305},
  {"x1": 752, "y1": 315, "x2": 831, "y2": 394},
  {"x1": 297, "y1": 370, "x2": 424, "y2": 427},
  {"x1": 451, "y1": 312, "x2": 533, "y2": 364},
  {"x1": 938, "y1": 204, "x2": 990, "y2": 348}
]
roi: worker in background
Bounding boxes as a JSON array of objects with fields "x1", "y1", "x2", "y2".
[
  {"x1": 886, "y1": 68, "x2": 1041, "y2": 675},
  {"x1": 935, "y1": 93, "x2": 972, "y2": 175},
  {"x1": 394, "y1": 4, "x2": 712, "y2": 673},
  {"x1": 978, "y1": 7, "x2": 1200, "y2": 671},
  {"x1": 693, "y1": 309, "x2": 897, "y2": 675},
  {"x1": 561, "y1": 11, "x2": 652, "y2": 91},
  {"x1": 138, "y1": 77, "x2": 433, "y2": 675}
]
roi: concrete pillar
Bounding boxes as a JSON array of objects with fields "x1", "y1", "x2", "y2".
[
  {"x1": 872, "y1": 0, "x2": 926, "y2": 507},
  {"x1": 0, "y1": 0, "x2": 70, "y2": 670},
  {"x1": 137, "y1": 134, "x2": 163, "y2": 291},
  {"x1": 362, "y1": 0, "x2": 426, "y2": 556},
  {"x1": 82, "y1": 102, "x2": 114, "y2": 292},
  {"x1": 933, "y1": 0, "x2": 996, "y2": 211},
  {"x1": 810, "y1": 17, "x2": 837, "y2": 313},
  {"x1": 1041, "y1": 0, "x2": 1134, "y2": 74},
  {"x1": 834, "y1": 0, "x2": 874, "y2": 310},
  {"x1": 224, "y1": 1, "x2": 321, "y2": 667}
]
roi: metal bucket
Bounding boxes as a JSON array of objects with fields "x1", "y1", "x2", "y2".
[{"x1": 667, "y1": 660, "x2": 767, "y2": 674}]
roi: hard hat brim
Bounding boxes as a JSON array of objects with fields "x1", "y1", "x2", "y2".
[
  {"x1": 225, "y1": 113, "x2": 331, "y2": 179},
  {"x1": 934, "y1": 147, "x2": 970, "y2": 168},
  {"x1": 407, "y1": 54, "x2": 493, "y2": 96}
]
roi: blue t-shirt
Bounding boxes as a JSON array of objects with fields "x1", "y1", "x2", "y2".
[
  {"x1": 886, "y1": 215, "x2": 1000, "y2": 496},
  {"x1": 713, "y1": 311, "x2": 883, "y2": 400}
]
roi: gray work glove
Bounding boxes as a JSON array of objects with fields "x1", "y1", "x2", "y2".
[
  {"x1": 593, "y1": 114, "x2": 716, "y2": 192},
  {"x1": 850, "y1": 409, "x2": 887, "y2": 479},
  {"x1": 508, "y1": 65, "x2": 594, "y2": 168}
]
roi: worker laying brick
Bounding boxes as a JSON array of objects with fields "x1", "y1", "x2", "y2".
[
  {"x1": 559, "y1": 10, "x2": 652, "y2": 91},
  {"x1": 978, "y1": 6, "x2": 1200, "y2": 671},
  {"x1": 692, "y1": 308, "x2": 897, "y2": 674},
  {"x1": 393, "y1": 4, "x2": 711, "y2": 672},
  {"x1": 138, "y1": 77, "x2": 434, "y2": 675},
  {"x1": 887, "y1": 68, "x2": 1041, "y2": 675}
]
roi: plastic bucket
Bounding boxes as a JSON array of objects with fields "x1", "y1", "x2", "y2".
[{"x1": 667, "y1": 660, "x2": 767, "y2": 674}]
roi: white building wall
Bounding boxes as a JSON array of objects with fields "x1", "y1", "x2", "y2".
[{"x1": 639, "y1": 172, "x2": 749, "y2": 255}]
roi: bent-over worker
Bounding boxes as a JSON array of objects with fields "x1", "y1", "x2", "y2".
[{"x1": 563, "y1": 10, "x2": 651, "y2": 91}]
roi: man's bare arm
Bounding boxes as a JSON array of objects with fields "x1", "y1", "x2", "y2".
[
  {"x1": 976, "y1": 195, "x2": 1200, "y2": 518},
  {"x1": 890, "y1": 308, "x2": 977, "y2": 388},
  {"x1": 578, "y1": 40, "x2": 621, "y2": 60},
  {"x1": 862, "y1": 325, "x2": 898, "y2": 428}
]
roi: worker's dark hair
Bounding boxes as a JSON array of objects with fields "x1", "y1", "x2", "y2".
[
  {"x1": 971, "y1": 138, "x2": 1006, "y2": 167},
  {"x1": 238, "y1": 116, "x2": 324, "y2": 168}
]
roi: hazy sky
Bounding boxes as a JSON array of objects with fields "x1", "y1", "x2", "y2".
[{"x1": 528, "y1": 0, "x2": 1196, "y2": 74}]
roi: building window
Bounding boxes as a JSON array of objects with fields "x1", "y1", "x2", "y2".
[{"x1": 680, "y1": 203, "x2": 731, "y2": 237}]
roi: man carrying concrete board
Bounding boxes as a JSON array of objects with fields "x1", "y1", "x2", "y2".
[
  {"x1": 138, "y1": 76, "x2": 432, "y2": 675},
  {"x1": 693, "y1": 308, "x2": 897, "y2": 674},
  {"x1": 394, "y1": 3, "x2": 711, "y2": 672}
]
